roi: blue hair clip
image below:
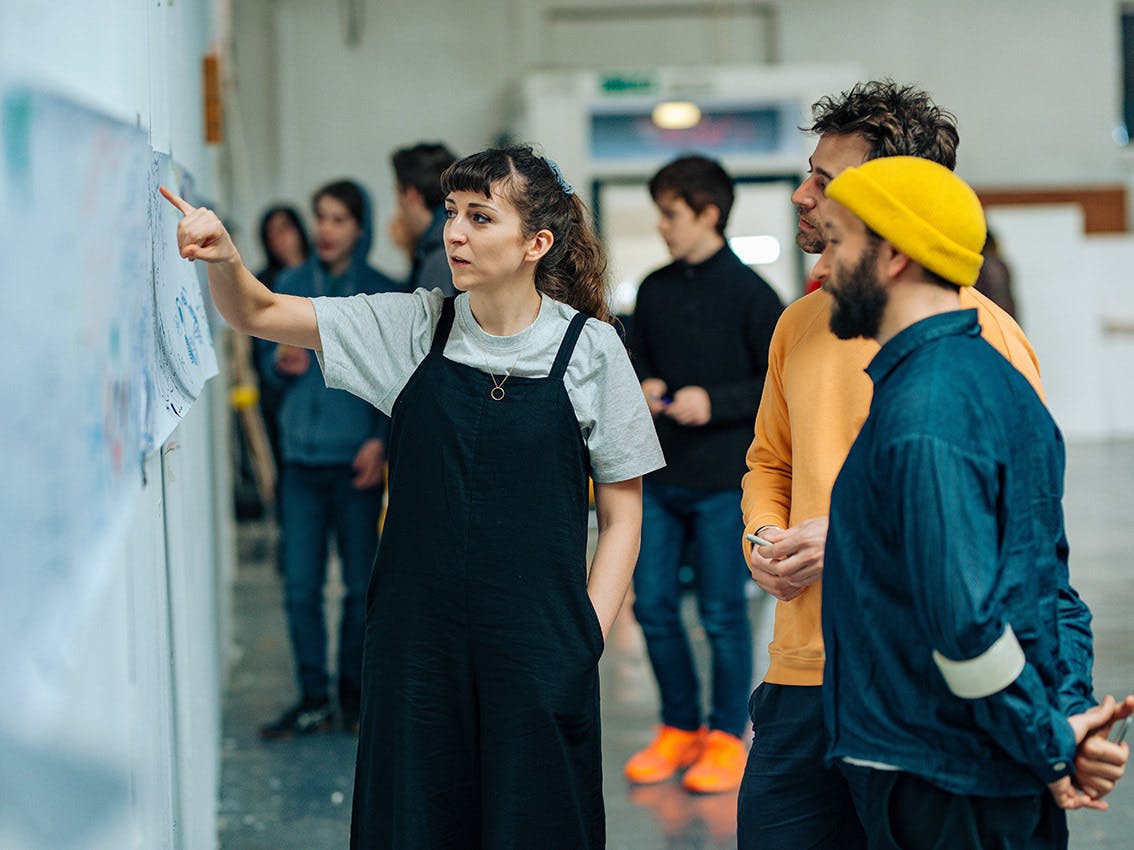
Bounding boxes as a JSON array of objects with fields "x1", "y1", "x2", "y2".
[{"x1": 545, "y1": 157, "x2": 574, "y2": 196}]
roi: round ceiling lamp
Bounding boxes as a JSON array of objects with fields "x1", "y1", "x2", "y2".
[{"x1": 651, "y1": 101, "x2": 702, "y2": 130}]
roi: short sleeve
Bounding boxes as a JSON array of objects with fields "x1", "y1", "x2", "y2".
[
  {"x1": 313, "y1": 288, "x2": 444, "y2": 415},
  {"x1": 566, "y1": 321, "x2": 665, "y2": 483}
]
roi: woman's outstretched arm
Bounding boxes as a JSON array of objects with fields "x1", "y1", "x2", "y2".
[{"x1": 160, "y1": 186, "x2": 321, "y2": 350}]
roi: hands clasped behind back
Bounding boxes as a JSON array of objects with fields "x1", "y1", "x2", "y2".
[
  {"x1": 1063, "y1": 694, "x2": 1134, "y2": 807},
  {"x1": 747, "y1": 516, "x2": 828, "y2": 602},
  {"x1": 1048, "y1": 695, "x2": 1134, "y2": 810}
]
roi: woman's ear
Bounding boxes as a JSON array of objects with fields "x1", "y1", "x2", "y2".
[{"x1": 525, "y1": 228, "x2": 554, "y2": 263}]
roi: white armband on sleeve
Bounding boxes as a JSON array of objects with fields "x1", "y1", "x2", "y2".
[{"x1": 932, "y1": 624, "x2": 1025, "y2": 699}]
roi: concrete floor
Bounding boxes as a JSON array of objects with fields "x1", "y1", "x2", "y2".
[{"x1": 218, "y1": 441, "x2": 1134, "y2": 849}]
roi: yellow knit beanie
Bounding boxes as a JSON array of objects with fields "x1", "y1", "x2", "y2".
[{"x1": 826, "y1": 156, "x2": 986, "y2": 286}]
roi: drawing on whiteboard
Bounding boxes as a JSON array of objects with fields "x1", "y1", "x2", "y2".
[
  {"x1": 1, "y1": 86, "x2": 152, "y2": 731},
  {"x1": 0, "y1": 87, "x2": 219, "y2": 735}
]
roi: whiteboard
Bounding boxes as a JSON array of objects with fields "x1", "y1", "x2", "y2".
[{"x1": 0, "y1": 85, "x2": 217, "y2": 735}]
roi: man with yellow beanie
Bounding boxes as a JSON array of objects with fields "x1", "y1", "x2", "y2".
[{"x1": 815, "y1": 157, "x2": 1133, "y2": 848}]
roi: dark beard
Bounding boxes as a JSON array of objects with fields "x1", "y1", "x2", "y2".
[{"x1": 828, "y1": 245, "x2": 887, "y2": 340}]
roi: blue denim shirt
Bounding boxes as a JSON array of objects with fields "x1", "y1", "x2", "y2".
[{"x1": 822, "y1": 309, "x2": 1094, "y2": 796}]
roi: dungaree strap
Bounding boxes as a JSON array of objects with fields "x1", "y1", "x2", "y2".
[
  {"x1": 430, "y1": 297, "x2": 457, "y2": 353},
  {"x1": 550, "y1": 312, "x2": 589, "y2": 380}
]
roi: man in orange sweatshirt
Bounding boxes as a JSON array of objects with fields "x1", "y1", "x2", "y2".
[{"x1": 736, "y1": 81, "x2": 1043, "y2": 849}]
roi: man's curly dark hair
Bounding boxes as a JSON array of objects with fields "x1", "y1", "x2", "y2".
[{"x1": 806, "y1": 80, "x2": 959, "y2": 171}]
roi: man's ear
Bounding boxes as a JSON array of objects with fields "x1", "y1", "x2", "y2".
[
  {"x1": 699, "y1": 204, "x2": 721, "y2": 231},
  {"x1": 881, "y1": 241, "x2": 912, "y2": 283},
  {"x1": 404, "y1": 185, "x2": 424, "y2": 207}
]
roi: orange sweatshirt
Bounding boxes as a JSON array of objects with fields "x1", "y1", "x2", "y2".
[{"x1": 741, "y1": 287, "x2": 1044, "y2": 686}]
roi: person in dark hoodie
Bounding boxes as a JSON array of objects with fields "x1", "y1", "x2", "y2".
[
  {"x1": 391, "y1": 142, "x2": 458, "y2": 294},
  {"x1": 257, "y1": 179, "x2": 402, "y2": 738},
  {"x1": 257, "y1": 204, "x2": 310, "y2": 290},
  {"x1": 252, "y1": 205, "x2": 310, "y2": 511}
]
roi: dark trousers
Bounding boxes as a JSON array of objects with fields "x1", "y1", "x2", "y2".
[
  {"x1": 839, "y1": 762, "x2": 1068, "y2": 850},
  {"x1": 279, "y1": 462, "x2": 382, "y2": 701},
  {"x1": 737, "y1": 683, "x2": 866, "y2": 850}
]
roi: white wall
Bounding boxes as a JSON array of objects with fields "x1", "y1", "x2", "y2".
[
  {"x1": 1, "y1": 2, "x2": 229, "y2": 849},
  {"x1": 989, "y1": 206, "x2": 1111, "y2": 438},
  {"x1": 230, "y1": 0, "x2": 526, "y2": 277},
  {"x1": 781, "y1": 0, "x2": 1134, "y2": 439},
  {"x1": 228, "y1": 0, "x2": 1134, "y2": 439},
  {"x1": 780, "y1": 0, "x2": 1128, "y2": 188},
  {"x1": 775, "y1": 0, "x2": 1134, "y2": 438},
  {"x1": 230, "y1": 0, "x2": 1134, "y2": 258}
]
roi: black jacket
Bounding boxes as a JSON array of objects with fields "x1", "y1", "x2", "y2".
[{"x1": 629, "y1": 245, "x2": 783, "y2": 490}]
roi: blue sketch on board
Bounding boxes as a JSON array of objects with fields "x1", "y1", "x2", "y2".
[{"x1": 176, "y1": 290, "x2": 203, "y2": 366}]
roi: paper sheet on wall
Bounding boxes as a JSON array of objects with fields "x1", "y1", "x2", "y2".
[
  {"x1": 0, "y1": 87, "x2": 153, "y2": 730},
  {"x1": 145, "y1": 151, "x2": 219, "y2": 450},
  {"x1": 0, "y1": 87, "x2": 218, "y2": 735}
]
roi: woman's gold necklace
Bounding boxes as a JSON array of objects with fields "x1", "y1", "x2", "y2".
[
  {"x1": 468, "y1": 299, "x2": 540, "y2": 401},
  {"x1": 470, "y1": 333, "x2": 531, "y2": 401}
]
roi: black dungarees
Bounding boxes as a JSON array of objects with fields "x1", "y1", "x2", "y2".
[{"x1": 350, "y1": 298, "x2": 605, "y2": 849}]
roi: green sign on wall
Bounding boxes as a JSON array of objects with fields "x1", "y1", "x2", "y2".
[{"x1": 598, "y1": 72, "x2": 659, "y2": 96}]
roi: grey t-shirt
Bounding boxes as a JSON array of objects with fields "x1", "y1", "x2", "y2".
[{"x1": 313, "y1": 288, "x2": 665, "y2": 484}]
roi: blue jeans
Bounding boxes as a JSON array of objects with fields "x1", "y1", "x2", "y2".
[
  {"x1": 280, "y1": 462, "x2": 382, "y2": 701},
  {"x1": 631, "y1": 481, "x2": 752, "y2": 737}
]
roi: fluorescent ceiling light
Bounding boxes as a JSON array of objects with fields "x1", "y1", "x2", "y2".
[
  {"x1": 729, "y1": 235, "x2": 781, "y2": 265},
  {"x1": 651, "y1": 101, "x2": 701, "y2": 130},
  {"x1": 613, "y1": 279, "x2": 639, "y2": 313}
]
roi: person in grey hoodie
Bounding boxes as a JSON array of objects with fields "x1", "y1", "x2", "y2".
[{"x1": 257, "y1": 179, "x2": 402, "y2": 738}]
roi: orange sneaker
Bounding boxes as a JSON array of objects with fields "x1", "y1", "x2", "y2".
[
  {"x1": 624, "y1": 725, "x2": 707, "y2": 784},
  {"x1": 681, "y1": 730, "x2": 747, "y2": 794}
]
